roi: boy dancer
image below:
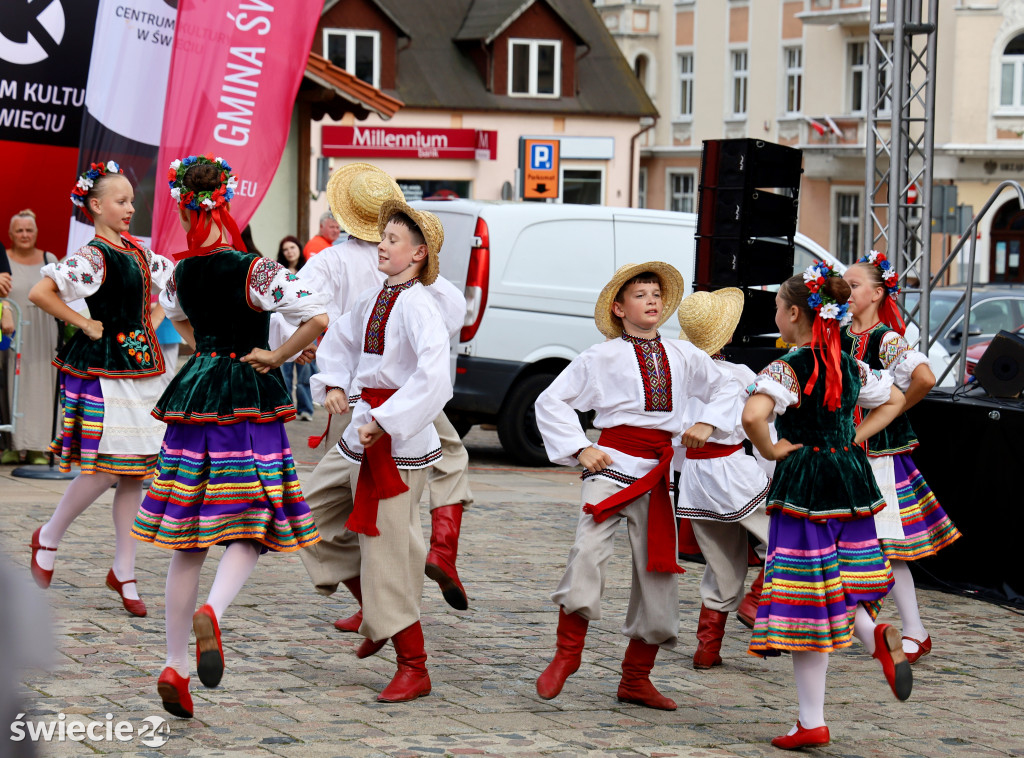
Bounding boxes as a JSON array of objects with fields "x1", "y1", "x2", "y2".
[
  {"x1": 286, "y1": 163, "x2": 472, "y2": 617},
  {"x1": 534, "y1": 263, "x2": 735, "y2": 709},
  {"x1": 306, "y1": 200, "x2": 452, "y2": 702},
  {"x1": 675, "y1": 288, "x2": 770, "y2": 669}
]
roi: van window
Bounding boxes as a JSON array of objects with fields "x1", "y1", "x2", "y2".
[
  {"x1": 501, "y1": 219, "x2": 614, "y2": 303},
  {"x1": 431, "y1": 211, "x2": 477, "y2": 290}
]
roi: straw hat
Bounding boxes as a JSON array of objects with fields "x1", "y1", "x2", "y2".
[
  {"x1": 594, "y1": 262, "x2": 685, "y2": 340},
  {"x1": 677, "y1": 287, "x2": 745, "y2": 356},
  {"x1": 377, "y1": 198, "x2": 444, "y2": 286},
  {"x1": 326, "y1": 162, "x2": 404, "y2": 242}
]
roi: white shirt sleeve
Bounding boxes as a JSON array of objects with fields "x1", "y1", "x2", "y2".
[
  {"x1": 40, "y1": 245, "x2": 106, "y2": 301},
  {"x1": 676, "y1": 344, "x2": 742, "y2": 434},
  {"x1": 309, "y1": 308, "x2": 361, "y2": 404},
  {"x1": 426, "y1": 275, "x2": 468, "y2": 340},
  {"x1": 856, "y1": 359, "x2": 895, "y2": 409},
  {"x1": 535, "y1": 354, "x2": 601, "y2": 466},
  {"x1": 145, "y1": 249, "x2": 174, "y2": 293},
  {"x1": 877, "y1": 331, "x2": 930, "y2": 391},
  {"x1": 158, "y1": 268, "x2": 187, "y2": 321},
  {"x1": 746, "y1": 360, "x2": 801, "y2": 417},
  {"x1": 246, "y1": 257, "x2": 328, "y2": 324}
]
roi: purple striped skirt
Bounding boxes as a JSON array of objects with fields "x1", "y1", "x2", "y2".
[{"x1": 877, "y1": 453, "x2": 961, "y2": 561}]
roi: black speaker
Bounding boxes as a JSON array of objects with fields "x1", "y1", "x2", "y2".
[
  {"x1": 974, "y1": 329, "x2": 1024, "y2": 398},
  {"x1": 699, "y1": 237, "x2": 795, "y2": 288}
]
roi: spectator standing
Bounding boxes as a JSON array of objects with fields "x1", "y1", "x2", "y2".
[
  {"x1": 277, "y1": 236, "x2": 314, "y2": 420},
  {"x1": 2, "y1": 210, "x2": 59, "y2": 465},
  {"x1": 303, "y1": 211, "x2": 341, "y2": 259}
]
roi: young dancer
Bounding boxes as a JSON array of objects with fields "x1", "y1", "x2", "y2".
[
  {"x1": 675, "y1": 288, "x2": 770, "y2": 669},
  {"x1": 130, "y1": 156, "x2": 328, "y2": 719},
  {"x1": 742, "y1": 263, "x2": 910, "y2": 750},
  {"x1": 293, "y1": 163, "x2": 473, "y2": 621},
  {"x1": 306, "y1": 199, "x2": 453, "y2": 702},
  {"x1": 27, "y1": 161, "x2": 172, "y2": 617},
  {"x1": 843, "y1": 252, "x2": 961, "y2": 662},
  {"x1": 534, "y1": 263, "x2": 735, "y2": 710}
]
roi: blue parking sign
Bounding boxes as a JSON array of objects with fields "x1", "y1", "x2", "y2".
[{"x1": 530, "y1": 143, "x2": 553, "y2": 170}]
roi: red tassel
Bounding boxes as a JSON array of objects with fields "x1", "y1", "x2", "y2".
[
  {"x1": 307, "y1": 415, "x2": 332, "y2": 448},
  {"x1": 879, "y1": 298, "x2": 906, "y2": 336}
]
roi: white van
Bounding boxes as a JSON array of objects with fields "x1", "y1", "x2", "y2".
[{"x1": 415, "y1": 199, "x2": 842, "y2": 465}]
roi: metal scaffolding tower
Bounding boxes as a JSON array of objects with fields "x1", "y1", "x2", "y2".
[{"x1": 863, "y1": 0, "x2": 938, "y2": 350}]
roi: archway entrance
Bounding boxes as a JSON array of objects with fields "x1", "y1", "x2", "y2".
[{"x1": 990, "y1": 199, "x2": 1024, "y2": 283}]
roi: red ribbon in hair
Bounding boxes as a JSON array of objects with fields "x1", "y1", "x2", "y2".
[
  {"x1": 345, "y1": 388, "x2": 409, "y2": 537},
  {"x1": 581, "y1": 426, "x2": 685, "y2": 575},
  {"x1": 879, "y1": 296, "x2": 907, "y2": 336},
  {"x1": 804, "y1": 318, "x2": 844, "y2": 411},
  {"x1": 173, "y1": 207, "x2": 247, "y2": 260}
]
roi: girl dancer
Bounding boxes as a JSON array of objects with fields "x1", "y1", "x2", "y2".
[
  {"x1": 741, "y1": 264, "x2": 910, "y2": 750},
  {"x1": 28, "y1": 162, "x2": 172, "y2": 617},
  {"x1": 130, "y1": 156, "x2": 327, "y2": 719},
  {"x1": 843, "y1": 252, "x2": 960, "y2": 662}
]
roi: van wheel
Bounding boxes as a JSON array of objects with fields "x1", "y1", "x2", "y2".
[{"x1": 497, "y1": 374, "x2": 557, "y2": 466}]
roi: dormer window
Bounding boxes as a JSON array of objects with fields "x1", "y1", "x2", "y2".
[
  {"x1": 508, "y1": 38, "x2": 561, "y2": 98},
  {"x1": 324, "y1": 29, "x2": 380, "y2": 87}
]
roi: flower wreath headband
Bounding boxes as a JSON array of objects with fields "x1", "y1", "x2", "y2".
[
  {"x1": 70, "y1": 161, "x2": 123, "y2": 218},
  {"x1": 859, "y1": 249, "x2": 906, "y2": 335},
  {"x1": 801, "y1": 260, "x2": 848, "y2": 410},
  {"x1": 167, "y1": 154, "x2": 246, "y2": 259}
]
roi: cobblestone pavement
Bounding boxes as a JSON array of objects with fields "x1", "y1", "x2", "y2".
[{"x1": 3, "y1": 420, "x2": 1022, "y2": 757}]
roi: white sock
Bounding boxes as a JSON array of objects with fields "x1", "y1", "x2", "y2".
[
  {"x1": 890, "y1": 560, "x2": 927, "y2": 652},
  {"x1": 853, "y1": 603, "x2": 877, "y2": 654},
  {"x1": 165, "y1": 549, "x2": 207, "y2": 678},
  {"x1": 36, "y1": 472, "x2": 118, "y2": 572},
  {"x1": 792, "y1": 651, "x2": 829, "y2": 730},
  {"x1": 110, "y1": 478, "x2": 144, "y2": 601},
  {"x1": 205, "y1": 541, "x2": 261, "y2": 621}
]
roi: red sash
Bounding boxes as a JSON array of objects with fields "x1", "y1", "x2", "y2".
[
  {"x1": 345, "y1": 388, "x2": 409, "y2": 537},
  {"x1": 685, "y1": 441, "x2": 744, "y2": 460},
  {"x1": 581, "y1": 426, "x2": 684, "y2": 574}
]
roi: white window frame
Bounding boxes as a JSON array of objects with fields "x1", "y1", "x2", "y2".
[
  {"x1": 666, "y1": 169, "x2": 697, "y2": 213},
  {"x1": 999, "y1": 34, "x2": 1024, "y2": 112},
  {"x1": 730, "y1": 48, "x2": 749, "y2": 118},
  {"x1": 847, "y1": 39, "x2": 868, "y2": 115},
  {"x1": 559, "y1": 165, "x2": 606, "y2": 205},
  {"x1": 508, "y1": 38, "x2": 562, "y2": 98},
  {"x1": 676, "y1": 50, "x2": 694, "y2": 120},
  {"x1": 323, "y1": 28, "x2": 381, "y2": 88},
  {"x1": 832, "y1": 188, "x2": 862, "y2": 264},
  {"x1": 783, "y1": 45, "x2": 803, "y2": 115}
]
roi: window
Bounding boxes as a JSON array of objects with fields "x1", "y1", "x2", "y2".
[
  {"x1": 637, "y1": 167, "x2": 648, "y2": 209},
  {"x1": 324, "y1": 29, "x2": 380, "y2": 87},
  {"x1": 848, "y1": 41, "x2": 867, "y2": 113},
  {"x1": 835, "y1": 191, "x2": 861, "y2": 264},
  {"x1": 784, "y1": 46, "x2": 803, "y2": 114},
  {"x1": 667, "y1": 171, "x2": 696, "y2": 213},
  {"x1": 731, "y1": 50, "x2": 748, "y2": 117},
  {"x1": 677, "y1": 52, "x2": 694, "y2": 118},
  {"x1": 509, "y1": 39, "x2": 561, "y2": 97},
  {"x1": 1000, "y1": 33, "x2": 1024, "y2": 110},
  {"x1": 562, "y1": 168, "x2": 604, "y2": 205}
]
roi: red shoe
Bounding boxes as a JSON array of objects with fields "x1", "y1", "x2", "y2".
[
  {"x1": 872, "y1": 624, "x2": 913, "y2": 701},
  {"x1": 736, "y1": 567, "x2": 765, "y2": 629},
  {"x1": 425, "y1": 504, "x2": 469, "y2": 610},
  {"x1": 903, "y1": 634, "x2": 932, "y2": 664},
  {"x1": 356, "y1": 637, "x2": 388, "y2": 659},
  {"x1": 693, "y1": 605, "x2": 728, "y2": 670},
  {"x1": 536, "y1": 608, "x2": 589, "y2": 700},
  {"x1": 334, "y1": 577, "x2": 364, "y2": 633},
  {"x1": 771, "y1": 721, "x2": 830, "y2": 749},
  {"x1": 29, "y1": 527, "x2": 56, "y2": 589},
  {"x1": 377, "y1": 622, "x2": 431, "y2": 702},
  {"x1": 157, "y1": 667, "x2": 194, "y2": 719},
  {"x1": 617, "y1": 639, "x2": 677, "y2": 710},
  {"x1": 192, "y1": 605, "x2": 224, "y2": 688},
  {"x1": 106, "y1": 569, "x2": 147, "y2": 617}
]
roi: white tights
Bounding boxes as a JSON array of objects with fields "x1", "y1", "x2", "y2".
[
  {"x1": 164, "y1": 541, "x2": 261, "y2": 678},
  {"x1": 37, "y1": 473, "x2": 143, "y2": 600},
  {"x1": 889, "y1": 560, "x2": 928, "y2": 652}
]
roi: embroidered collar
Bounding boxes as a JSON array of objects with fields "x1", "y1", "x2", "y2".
[
  {"x1": 620, "y1": 332, "x2": 661, "y2": 345},
  {"x1": 848, "y1": 320, "x2": 883, "y2": 336},
  {"x1": 711, "y1": 352, "x2": 727, "y2": 361},
  {"x1": 382, "y1": 277, "x2": 419, "y2": 293}
]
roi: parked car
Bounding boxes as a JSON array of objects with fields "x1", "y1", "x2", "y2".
[
  {"x1": 964, "y1": 323, "x2": 1024, "y2": 379},
  {"x1": 419, "y1": 199, "x2": 844, "y2": 465}
]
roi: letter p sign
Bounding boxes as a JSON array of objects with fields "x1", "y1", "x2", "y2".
[{"x1": 530, "y1": 144, "x2": 552, "y2": 170}]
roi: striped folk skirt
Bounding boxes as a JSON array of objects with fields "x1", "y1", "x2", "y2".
[
  {"x1": 49, "y1": 373, "x2": 161, "y2": 478},
  {"x1": 132, "y1": 420, "x2": 320, "y2": 552},
  {"x1": 749, "y1": 512, "x2": 893, "y2": 656},
  {"x1": 877, "y1": 453, "x2": 961, "y2": 562}
]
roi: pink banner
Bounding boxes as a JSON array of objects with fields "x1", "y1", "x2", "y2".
[{"x1": 152, "y1": 0, "x2": 323, "y2": 254}]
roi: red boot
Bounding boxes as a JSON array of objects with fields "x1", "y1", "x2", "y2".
[
  {"x1": 617, "y1": 639, "x2": 677, "y2": 710},
  {"x1": 425, "y1": 504, "x2": 469, "y2": 610},
  {"x1": 735, "y1": 567, "x2": 765, "y2": 629},
  {"x1": 693, "y1": 605, "x2": 728, "y2": 670},
  {"x1": 377, "y1": 622, "x2": 431, "y2": 702},
  {"x1": 334, "y1": 577, "x2": 364, "y2": 633},
  {"x1": 536, "y1": 608, "x2": 589, "y2": 699},
  {"x1": 356, "y1": 637, "x2": 388, "y2": 659}
]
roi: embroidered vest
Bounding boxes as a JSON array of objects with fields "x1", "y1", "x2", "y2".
[
  {"x1": 53, "y1": 237, "x2": 165, "y2": 379},
  {"x1": 841, "y1": 323, "x2": 918, "y2": 456}
]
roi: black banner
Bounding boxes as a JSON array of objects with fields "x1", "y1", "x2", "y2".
[{"x1": 0, "y1": 0, "x2": 100, "y2": 147}]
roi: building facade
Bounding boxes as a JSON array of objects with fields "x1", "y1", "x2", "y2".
[{"x1": 595, "y1": 0, "x2": 1024, "y2": 284}]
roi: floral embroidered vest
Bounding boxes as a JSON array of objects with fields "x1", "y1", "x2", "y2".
[
  {"x1": 841, "y1": 323, "x2": 918, "y2": 456},
  {"x1": 53, "y1": 237, "x2": 165, "y2": 379}
]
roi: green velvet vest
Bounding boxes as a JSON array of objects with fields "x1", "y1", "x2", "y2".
[
  {"x1": 766, "y1": 348, "x2": 885, "y2": 520},
  {"x1": 152, "y1": 249, "x2": 293, "y2": 424},
  {"x1": 53, "y1": 237, "x2": 165, "y2": 379},
  {"x1": 841, "y1": 323, "x2": 918, "y2": 456}
]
